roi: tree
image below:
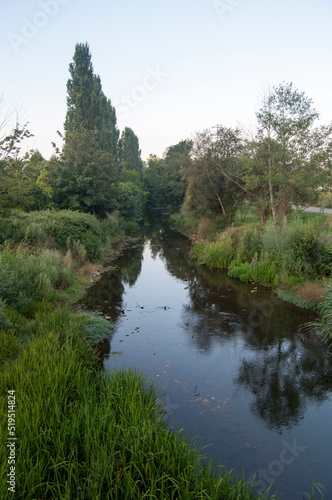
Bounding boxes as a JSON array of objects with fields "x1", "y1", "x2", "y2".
[
  {"x1": 118, "y1": 127, "x2": 144, "y2": 176},
  {"x1": 0, "y1": 97, "x2": 35, "y2": 212},
  {"x1": 53, "y1": 43, "x2": 120, "y2": 216},
  {"x1": 64, "y1": 42, "x2": 119, "y2": 157},
  {"x1": 117, "y1": 181, "x2": 144, "y2": 222},
  {"x1": 182, "y1": 129, "x2": 244, "y2": 221},
  {"x1": 162, "y1": 140, "x2": 192, "y2": 206},
  {"x1": 144, "y1": 140, "x2": 192, "y2": 208},
  {"x1": 51, "y1": 130, "x2": 119, "y2": 217},
  {"x1": 252, "y1": 82, "x2": 332, "y2": 225},
  {"x1": 203, "y1": 84, "x2": 332, "y2": 225}
]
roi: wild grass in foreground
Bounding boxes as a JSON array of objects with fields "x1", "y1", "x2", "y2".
[{"x1": 0, "y1": 317, "x2": 279, "y2": 500}]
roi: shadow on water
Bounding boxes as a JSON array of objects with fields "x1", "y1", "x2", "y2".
[{"x1": 84, "y1": 215, "x2": 332, "y2": 498}]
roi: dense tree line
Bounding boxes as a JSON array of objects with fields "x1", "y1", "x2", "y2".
[{"x1": 2, "y1": 48, "x2": 331, "y2": 228}]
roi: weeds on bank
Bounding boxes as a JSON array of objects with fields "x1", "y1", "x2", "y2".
[{"x1": 190, "y1": 214, "x2": 332, "y2": 291}]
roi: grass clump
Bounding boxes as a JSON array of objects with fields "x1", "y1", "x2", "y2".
[
  {"x1": 0, "y1": 245, "x2": 76, "y2": 314},
  {"x1": 310, "y1": 283, "x2": 332, "y2": 348}
]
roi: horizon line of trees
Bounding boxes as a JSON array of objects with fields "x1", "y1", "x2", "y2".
[{"x1": 1, "y1": 43, "x2": 332, "y2": 226}]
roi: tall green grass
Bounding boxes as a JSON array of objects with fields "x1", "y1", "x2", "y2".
[
  {"x1": 0, "y1": 209, "x2": 121, "y2": 261},
  {"x1": 0, "y1": 321, "x2": 278, "y2": 499},
  {"x1": 0, "y1": 245, "x2": 77, "y2": 317},
  {"x1": 309, "y1": 283, "x2": 332, "y2": 348},
  {"x1": 191, "y1": 215, "x2": 332, "y2": 290}
]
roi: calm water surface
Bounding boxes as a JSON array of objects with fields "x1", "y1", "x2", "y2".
[{"x1": 85, "y1": 221, "x2": 332, "y2": 499}]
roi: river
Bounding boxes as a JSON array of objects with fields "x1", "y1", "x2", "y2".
[{"x1": 84, "y1": 217, "x2": 332, "y2": 499}]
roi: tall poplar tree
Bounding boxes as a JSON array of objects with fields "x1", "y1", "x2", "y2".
[{"x1": 55, "y1": 42, "x2": 120, "y2": 216}]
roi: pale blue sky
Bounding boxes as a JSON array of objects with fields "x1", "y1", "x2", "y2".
[{"x1": 1, "y1": 0, "x2": 332, "y2": 160}]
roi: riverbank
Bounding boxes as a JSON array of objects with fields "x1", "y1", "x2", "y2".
[
  {"x1": 0, "y1": 210, "x2": 279, "y2": 499},
  {"x1": 171, "y1": 209, "x2": 332, "y2": 345}
]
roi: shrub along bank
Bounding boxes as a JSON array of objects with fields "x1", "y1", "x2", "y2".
[{"x1": 0, "y1": 209, "x2": 279, "y2": 499}]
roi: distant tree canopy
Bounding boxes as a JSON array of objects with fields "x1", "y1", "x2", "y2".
[{"x1": 144, "y1": 140, "x2": 192, "y2": 207}]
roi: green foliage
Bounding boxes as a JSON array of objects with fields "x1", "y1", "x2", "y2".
[
  {"x1": 0, "y1": 246, "x2": 76, "y2": 313},
  {"x1": 179, "y1": 83, "x2": 332, "y2": 227},
  {"x1": 64, "y1": 42, "x2": 118, "y2": 157},
  {"x1": 190, "y1": 214, "x2": 332, "y2": 289},
  {"x1": 313, "y1": 284, "x2": 332, "y2": 348},
  {"x1": 51, "y1": 43, "x2": 120, "y2": 217},
  {"x1": 117, "y1": 181, "x2": 144, "y2": 223},
  {"x1": 182, "y1": 129, "x2": 244, "y2": 222},
  {"x1": 192, "y1": 232, "x2": 234, "y2": 269},
  {"x1": 228, "y1": 261, "x2": 253, "y2": 282},
  {"x1": 276, "y1": 289, "x2": 318, "y2": 310},
  {"x1": 123, "y1": 220, "x2": 140, "y2": 235},
  {"x1": 319, "y1": 189, "x2": 332, "y2": 208},
  {"x1": 0, "y1": 210, "x2": 117, "y2": 261},
  {"x1": 81, "y1": 315, "x2": 114, "y2": 344},
  {"x1": 244, "y1": 82, "x2": 332, "y2": 224},
  {"x1": 51, "y1": 130, "x2": 119, "y2": 217},
  {"x1": 119, "y1": 127, "x2": 144, "y2": 175},
  {"x1": 0, "y1": 299, "x2": 13, "y2": 330},
  {"x1": 0, "y1": 330, "x2": 19, "y2": 366},
  {"x1": 144, "y1": 140, "x2": 192, "y2": 208}
]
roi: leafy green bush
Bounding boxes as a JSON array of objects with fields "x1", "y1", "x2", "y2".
[
  {"x1": 0, "y1": 210, "x2": 119, "y2": 261},
  {"x1": 81, "y1": 315, "x2": 114, "y2": 344},
  {"x1": 251, "y1": 257, "x2": 277, "y2": 286},
  {"x1": 0, "y1": 300, "x2": 13, "y2": 330},
  {"x1": 192, "y1": 213, "x2": 332, "y2": 290},
  {"x1": 117, "y1": 182, "x2": 144, "y2": 223},
  {"x1": 123, "y1": 220, "x2": 140, "y2": 235},
  {"x1": 235, "y1": 224, "x2": 262, "y2": 263},
  {"x1": 318, "y1": 190, "x2": 332, "y2": 208}
]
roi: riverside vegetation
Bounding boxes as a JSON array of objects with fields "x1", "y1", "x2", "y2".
[
  {"x1": 171, "y1": 207, "x2": 332, "y2": 349},
  {"x1": 1, "y1": 41, "x2": 331, "y2": 497},
  {"x1": 0, "y1": 209, "x2": 282, "y2": 499}
]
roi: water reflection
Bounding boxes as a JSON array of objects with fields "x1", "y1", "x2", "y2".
[
  {"x1": 180, "y1": 264, "x2": 332, "y2": 431},
  {"x1": 84, "y1": 221, "x2": 332, "y2": 496},
  {"x1": 236, "y1": 337, "x2": 332, "y2": 431}
]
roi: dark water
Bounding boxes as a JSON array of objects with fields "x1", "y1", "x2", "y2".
[{"x1": 84, "y1": 219, "x2": 332, "y2": 499}]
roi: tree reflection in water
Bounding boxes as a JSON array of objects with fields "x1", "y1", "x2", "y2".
[{"x1": 85, "y1": 219, "x2": 332, "y2": 433}]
